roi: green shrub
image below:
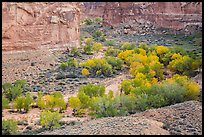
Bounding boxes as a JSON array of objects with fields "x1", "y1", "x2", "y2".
[
  {"x1": 105, "y1": 39, "x2": 116, "y2": 46},
  {"x1": 40, "y1": 110, "x2": 62, "y2": 130},
  {"x1": 77, "y1": 91, "x2": 91, "y2": 109},
  {"x1": 14, "y1": 93, "x2": 34, "y2": 113},
  {"x1": 167, "y1": 55, "x2": 193, "y2": 75},
  {"x1": 14, "y1": 96, "x2": 25, "y2": 112},
  {"x1": 94, "y1": 17, "x2": 103, "y2": 23},
  {"x1": 83, "y1": 18, "x2": 94, "y2": 25},
  {"x1": 79, "y1": 84, "x2": 105, "y2": 98},
  {"x1": 37, "y1": 92, "x2": 66, "y2": 112},
  {"x1": 105, "y1": 47, "x2": 121, "y2": 57},
  {"x1": 121, "y1": 42, "x2": 136, "y2": 50},
  {"x1": 83, "y1": 44, "x2": 93, "y2": 55},
  {"x1": 106, "y1": 56, "x2": 124, "y2": 70},
  {"x1": 80, "y1": 58, "x2": 113, "y2": 76},
  {"x1": 68, "y1": 97, "x2": 81, "y2": 110},
  {"x1": 68, "y1": 97, "x2": 84, "y2": 116},
  {"x1": 2, "y1": 119, "x2": 18, "y2": 135},
  {"x1": 90, "y1": 96, "x2": 118, "y2": 118},
  {"x1": 93, "y1": 30, "x2": 103, "y2": 38},
  {"x1": 2, "y1": 96, "x2": 9, "y2": 109},
  {"x1": 2, "y1": 81, "x2": 25, "y2": 101},
  {"x1": 70, "y1": 47, "x2": 80, "y2": 56},
  {"x1": 60, "y1": 58, "x2": 78, "y2": 70},
  {"x1": 93, "y1": 42, "x2": 103, "y2": 52},
  {"x1": 146, "y1": 82, "x2": 186, "y2": 106}
]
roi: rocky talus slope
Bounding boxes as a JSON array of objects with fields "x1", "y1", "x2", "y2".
[{"x1": 38, "y1": 101, "x2": 202, "y2": 135}]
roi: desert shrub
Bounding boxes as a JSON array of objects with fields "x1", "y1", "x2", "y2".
[
  {"x1": 105, "y1": 39, "x2": 116, "y2": 46},
  {"x1": 40, "y1": 110, "x2": 62, "y2": 130},
  {"x1": 155, "y1": 45, "x2": 170, "y2": 55},
  {"x1": 94, "y1": 17, "x2": 103, "y2": 23},
  {"x1": 106, "y1": 56, "x2": 124, "y2": 70},
  {"x1": 93, "y1": 30, "x2": 104, "y2": 39},
  {"x1": 167, "y1": 55, "x2": 194, "y2": 75},
  {"x1": 70, "y1": 47, "x2": 80, "y2": 56},
  {"x1": 121, "y1": 42, "x2": 135, "y2": 50},
  {"x1": 14, "y1": 93, "x2": 33, "y2": 113},
  {"x1": 90, "y1": 94, "x2": 137, "y2": 118},
  {"x1": 85, "y1": 37, "x2": 93, "y2": 45},
  {"x1": 138, "y1": 43, "x2": 149, "y2": 51},
  {"x1": 2, "y1": 80, "x2": 27, "y2": 101},
  {"x1": 77, "y1": 91, "x2": 91, "y2": 109},
  {"x1": 117, "y1": 50, "x2": 135, "y2": 62},
  {"x1": 134, "y1": 94, "x2": 149, "y2": 111},
  {"x1": 2, "y1": 96, "x2": 9, "y2": 109},
  {"x1": 105, "y1": 46, "x2": 120, "y2": 57},
  {"x1": 121, "y1": 79, "x2": 133, "y2": 95},
  {"x1": 68, "y1": 97, "x2": 81, "y2": 110},
  {"x1": 2, "y1": 119, "x2": 18, "y2": 135},
  {"x1": 93, "y1": 42, "x2": 103, "y2": 52},
  {"x1": 166, "y1": 74, "x2": 200, "y2": 100},
  {"x1": 83, "y1": 18, "x2": 94, "y2": 25},
  {"x1": 79, "y1": 84, "x2": 105, "y2": 98},
  {"x1": 60, "y1": 58, "x2": 78, "y2": 70},
  {"x1": 107, "y1": 90, "x2": 114, "y2": 98},
  {"x1": 68, "y1": 97, "x2": 85, "y2": 116},
  {"x1": 80, "y1": 58, "x2": 113, "y2": 76},
  {"x1": 81, "y1": 68, "x2": 90, "y2": 76},
  {"x1": 169, "y1": 45, "x2": 187, "y2": 55},
  {"x1": 37, "y1": 92, "x2": 66, "y2": 112},
  {"x1": 14, "y1": 96, "x2": 25, "y2": 112},
  {"x1": 90, "y1": 96, "x2": 118, "y2": 118},
  {"x1": 83, "y1": 44, "x2": 93, "y2": 55},
  {"x1": 147, "y1": 82, "x2": 186, "y2": 106}
]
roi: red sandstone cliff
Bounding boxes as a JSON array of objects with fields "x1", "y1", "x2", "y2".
[
  {"x1": 2, "y1": 2, "x2": 80, "y2": 52},
  {"x1": 81, "y1": 2, "x2": 202, "y2": 30}
]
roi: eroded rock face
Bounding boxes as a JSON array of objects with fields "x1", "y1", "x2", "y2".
[
  {"x1": 81, "y1": 2, "x2": 202, "y2": 31},
  {"x1": 2, "y1": 2, "x2": 80, "y2": 52}
]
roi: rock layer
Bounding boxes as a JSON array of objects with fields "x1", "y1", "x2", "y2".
[
  {"x1": 2, "y1": 2, "x2": 80, "y2": 52},
  {"x1": 81, "y1": 2, "x2": 202, "y2": 31}
]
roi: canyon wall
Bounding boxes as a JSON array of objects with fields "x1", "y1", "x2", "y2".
[
  {"x1": 2, "y1": 2, "x2": 80, "y2": 52},
  {"x1": 81, "y1": 2, "x2": 202, "y2": 31}
]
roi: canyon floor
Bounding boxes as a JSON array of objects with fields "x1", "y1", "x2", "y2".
[{"x1": 2, "y1": 23, "x2": 202, "y2": 135}]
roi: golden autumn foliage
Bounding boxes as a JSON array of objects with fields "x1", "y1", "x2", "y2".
[{"x1": 81, "y1": 68, "x2": 90, "y2": 76}]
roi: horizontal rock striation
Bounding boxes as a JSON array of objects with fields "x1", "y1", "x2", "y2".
[
  {"x1": 81, "y1": 2, "x2": 202, "y2": 31},
  {"x1": 2, "y1": 2, "x2": 80, "y2": 52}
]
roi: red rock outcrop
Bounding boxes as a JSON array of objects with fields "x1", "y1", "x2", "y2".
[
  {"x1": 2, "y1": 2, "x2": 80, "y2": 52},
  {"x1": 81, "y1": 2, "x2": 202, "y2": 30}
]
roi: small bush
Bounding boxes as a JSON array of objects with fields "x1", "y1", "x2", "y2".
[
  {"x1": 94, "y1": 17, "x2": 103, "y2": 23},
  {"x1": 93, "y1": 42, "x2": 103, "y2": 52},
  {"x1": 2, "y1": 80, "x2": 26, "y2": 101},
  {"x1": 106, "y1": 56, "x2": 124, "y2": 70},
  {"x1": 70, "y1": 47, "x2": 80, "y2": 56},
  {"x1": 83, "y1": 18, "x2": 94, "y2": 25},
  {"x1": 40, "y1": 110, "x2": 62, "y2": 130},
  {"x1": 2, "y1": 119, "x2": 18, "y2": 135},
  {"x1": 77, "y1": 91, "x2": 91, "y2": 109},
  {"x1": 85, "y1": 37, "x2": 93, "y2": 45},
  {"x1": 80, "y1": 58, "x2": 113, "y2": 76},
  {"x1": 68, "y1": 97, "x2": 81, "y2": 110},
  {"x1": 79, "y1": 84, "x2": 105, "y2": 98},
  {"x1": 121, "y1": 42, "x2": 135, "y2": 50},
  {"x1": 37, "y1": 92, "x2": 66, "y2": 112},
  {"x1": 81, "y1": 68, "x2": 90, "y2": 76},
  {"x1": 60, "y1": 58, "x2": 78, "y2": 70},
  {"x1": 2, "y1": 96, "x2": 9, "y2": 109},
  {"x1": 14, "y1": 93, "x2": 34, "y2": 113},
  {"x1": 105, "y1": 39, "x2": 116, "y2": 46},
  {"x1": 83, "y1": 44, "x2": 93, "y2": 55},
  {"x1": 105, "y1": 47, "x2": 120, "y2": 57}
]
